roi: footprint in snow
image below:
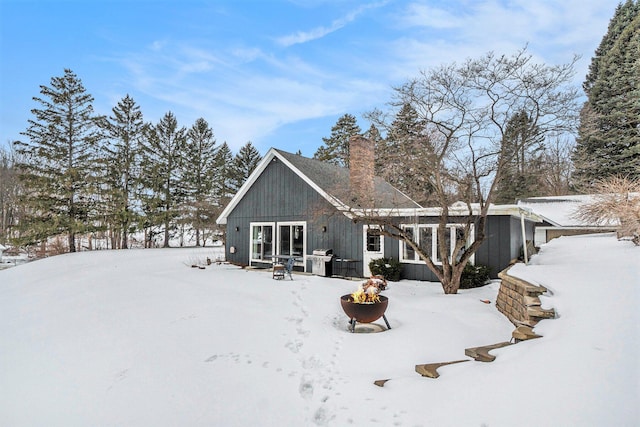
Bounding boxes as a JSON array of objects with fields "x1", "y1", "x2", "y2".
[{"x1": 299, "y1": 375, "x2": 314, "y2": 399}]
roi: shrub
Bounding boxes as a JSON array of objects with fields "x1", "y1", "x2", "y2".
[
  {"x1": 573, "y1": 176, "x2": 640, "y2": 245},
  {"x1": 368, "y1": 257, "x2": 402, "y2": 281},
  {"x1": 459, "y1": 263, "x2": 491, "y2": 289}
]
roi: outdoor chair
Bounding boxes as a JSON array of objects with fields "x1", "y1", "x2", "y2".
[{"x1": 273, "y1": 257, "x2": 295, "y2": 280}]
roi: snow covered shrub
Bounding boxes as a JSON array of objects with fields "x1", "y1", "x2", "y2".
[
  {"x1": 368, "y1": 257, "x2": 402, "y2": 281},
  {"x1": 574, "y1": 176, "x2": 640, "y2": 245},
  {"x1": 459, "y1": 263, "x2": 491, "y2": 289}
]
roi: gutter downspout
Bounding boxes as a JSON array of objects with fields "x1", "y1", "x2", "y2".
[{"x1": 520, "y1": 211, "x2": 528, "y2": 264}]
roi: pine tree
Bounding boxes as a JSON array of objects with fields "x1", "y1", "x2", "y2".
[
  {"x1": 103, "y1": 95, "x2": 145, "y2": 249},
  {"x1": 313, "y1": 114, "x2": 361, "y2": 167},
  {"x1": 383, "y1": 104, "x2": 434, "y2": 205},
  {"x1": 214, "y1": 142, "x2": 235, "y2": 203},
  {"x1": 495, "y1": 109, "x2": 545, "y2": 203},
  {"x1": 16, "y1": 69, "x2": 102, "y2": 252},
  {"x1": 0, "y1": 145, "x2": 22, "y2": 245},
  {"x1": 230, "y1": 142, "x2": 262, "y2": 192},
  {"x1": 584, "y1": 0, "x2": 640, "y2": 94},
  {"x1": 573, "y1": 1, "x2": 640, "y2": 185},
  {"x1": 140, "y1": 112, "x2": 187, "y2": 248},
  {"x1": 364, "y1": 124, "x2": 385, "y2": 174},
  {"x1": 182, "y1": 118, "x2": 218, "y2": 246}
]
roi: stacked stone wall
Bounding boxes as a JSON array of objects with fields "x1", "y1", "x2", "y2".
[{"x1": 496, "y1": 267, "x2": 555, "y2": 327}]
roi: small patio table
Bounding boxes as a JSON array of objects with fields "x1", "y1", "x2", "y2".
[{"x1": 334, "y1": 258, "x2": 359, "y2": 278}]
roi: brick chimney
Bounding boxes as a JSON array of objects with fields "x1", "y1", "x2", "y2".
[{"x1": 349, "y1": 135, "x2": 375, "y2": 206}]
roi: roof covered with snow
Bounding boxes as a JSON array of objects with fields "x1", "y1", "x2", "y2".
[{"x1": 517, "y1": 194, "x2": 606, "y2": 227}]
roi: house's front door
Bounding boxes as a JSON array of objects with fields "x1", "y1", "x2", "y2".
[{"x1": 362, "y1": 225, "x2": 384, "y2": 277}]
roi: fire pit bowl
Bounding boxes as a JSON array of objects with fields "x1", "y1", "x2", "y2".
[{"x1": 340, "y1": 294, "x2": 388, "y2": 323}]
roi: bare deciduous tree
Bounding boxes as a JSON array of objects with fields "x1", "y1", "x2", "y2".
[
  {"x1": 360, "y1": 47, "x2": 580, "y2": 294},
  {"x1": 541, "y1": 136, "x2": 575, "y2": 196}
]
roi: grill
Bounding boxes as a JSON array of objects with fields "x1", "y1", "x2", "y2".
[{"x1": 308, "y1": 249, "x2": 334, "y2": 277}]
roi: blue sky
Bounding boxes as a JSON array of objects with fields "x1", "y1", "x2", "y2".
[{"x1": 0, "y1": 0, "x2": 619, "y2": 157}]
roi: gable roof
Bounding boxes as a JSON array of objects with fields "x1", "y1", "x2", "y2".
[{"x1": 216, "y1": 148, "x2": 421, "y2": 224}]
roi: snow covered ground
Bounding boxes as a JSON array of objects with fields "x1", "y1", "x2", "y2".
[{"x1": 1, "y1": 234, "x2": 638, "y2": 426}]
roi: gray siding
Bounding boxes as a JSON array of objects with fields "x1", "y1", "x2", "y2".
[
  {"x1": 224, "y1": 156, "x2": 536, "y2": 281},
  {"x1": 381, "y1": 215, "x2": 536, "y2": 280},
  {"x1": 225, "y1": 157, "x2": 365, "y2": 275},
  {"x1": 475, "y1": 216, "x2": 512, "y2": 277}
]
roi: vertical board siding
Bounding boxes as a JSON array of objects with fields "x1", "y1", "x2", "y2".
[
  {"x1": 381, "y1": 215, "x2": 529, "y2": 281},
  {"x1": 225, "y1": 158, "x2": 362, "y2": 272},
  {"x1": 224, "y1": 158, "x2": 536, "y2": 281}
]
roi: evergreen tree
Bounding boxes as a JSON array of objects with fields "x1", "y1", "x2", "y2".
[
  {"x1": 214, "y1": 142, "x2": 235, "y2": 203},
  {"x1": 0, "y1": 145, "x2": 22, "y2": 245},
  {"x1": 495, "y1": 109, "x2": 545, "y2": 203},
  {"x1": 314, "y1": 114, "x2": 361, "y2": 167},
  {"x1": 383, "y1": 103, "x2": 434, "y2": 205},
  {"x1": 103, "y1": 95, "x2": 145, "y2": 249},
  {"x1": 230, "y1": 142, "x2": 262, "y2": 192},
  {"x1": 363, "y1": 124, "x2": 385, "y2": 174},
  {"x1": 583, "y1": 0, "x2": 640, "y2": 94},
  {"x1": 182, "y1": 118, "x2": 218, "y2": 246},
  {"x1": 140, "y1": 112, "x2": 187, "y2": 248},
  {"x1": 16, "y1": 69, "x2": 102, "y2": 252},
  {"x1": 573, "y1": 1, "x2": 640, "y2": 185},
  {"x1": 211, "y1": 142, "x2": 235, "y2": 244}
]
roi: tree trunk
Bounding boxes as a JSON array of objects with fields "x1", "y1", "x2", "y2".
[
  {"x1": 68, "y1": 231, "x2": 76, "y2": 253},
  {"x1": 441, "y1": 264, "x2": 465, "y2": 294},
  {"x1": 163, "y1": 221, "x2": 170, "y2": 248}
]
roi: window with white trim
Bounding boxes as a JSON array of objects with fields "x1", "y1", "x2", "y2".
[
  {"x1": 278, "y1": 222, "x2": 306, "y2": 257},
  {"x1": 250, "y1": 222, "x2": 275, "y2": 262},
  {"x1": 400, "y1": 224, "x2": 474, "y2": 265},
  {"x1": 366, "y1": 228, "x2": 381, "y2": 252}
]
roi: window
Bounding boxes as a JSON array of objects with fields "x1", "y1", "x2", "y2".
[
  {"x1": 249, "y1": 222, "x2": 306, "y2": 268},
  {"x1": 366, "y1": 228, "x2": 381, "y2": 252},
  {"x1": 452, "y1": 226, "x2": 466, "y2": 263},
  {"x1": 278, "y1": 222, "x2": 305, "y2": 257},
  {"x1": 250, "y1": 223, "x2": 274, "y2": 261},
  {"x1": 400, "y1": 223, "x2": 473, "y2": 265},
  {"x1": 419, "y1": 226, "x2": 434, "y2": 258},
  {"x1": 402, "y1": 226, "x2": 416, "y2": 260}
]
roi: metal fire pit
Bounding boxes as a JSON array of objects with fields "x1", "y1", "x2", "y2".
[{"x1": 340, "y1": 294, "x2": 391, "y2": 332}]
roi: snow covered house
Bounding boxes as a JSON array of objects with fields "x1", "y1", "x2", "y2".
[
  {"x1": 517, "y1": 195, "x2": 618, "y2": 247},
  {"x1": 216, "y1": 141, "x2": 541, "y2": 280}
]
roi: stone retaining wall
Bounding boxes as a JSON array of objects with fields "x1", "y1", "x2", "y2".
[{"x1": 496, "y1": 266, "x2": 555, "y2": 327}]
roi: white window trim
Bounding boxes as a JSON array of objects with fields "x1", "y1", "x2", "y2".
[
  {"x1": 363, "y1": 225, "x2": 384, "y2": 277},
  {"x1": 276, "y1": 221, "x2": 307, "y2": 267},
  {"x1": 363, "y1": 224, "x2": 383, "y2": 253},
  {"x1": 399, "y1": 223, "x2": 475, "y2": 265},
  {"x1": 249, "y1": 222, "x2": 276, "y2": 265}
]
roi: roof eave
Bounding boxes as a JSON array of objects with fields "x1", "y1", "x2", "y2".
[
  {"x1": 216, "y1": 148, "x2": 352, "y2": 225},
  {"x1": 216, "y1": 148, "x2": 278, "y2": 225},
  {"x1": 347, "y1": 204, "x2": 544, "y2": 222}
]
